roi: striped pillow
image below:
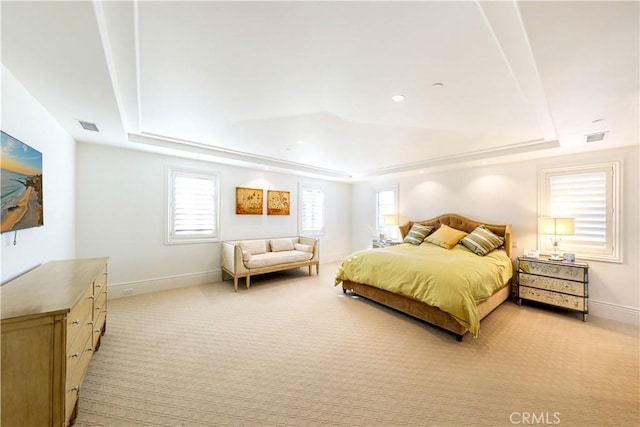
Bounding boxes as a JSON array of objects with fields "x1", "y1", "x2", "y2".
[
  {"x1": 403, "y1": 224, "x2": 434, "y2": 245},
  {"x1": 461, "y1": 225, "x2": 505, "y2": 256}
]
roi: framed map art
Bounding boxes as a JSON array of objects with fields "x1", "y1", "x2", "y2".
[
  {"x1": 267, "y1": 190, "x2": 290, "y2": 215},
  {"x1": 236, "y1": 187, "x2": 263, "y2": 215}
]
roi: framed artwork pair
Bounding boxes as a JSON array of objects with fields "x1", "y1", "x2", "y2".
[{"x1": 236, "y1": 187, "x2": 290, "y2": 215}]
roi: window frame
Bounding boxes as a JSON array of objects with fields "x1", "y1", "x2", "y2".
[
  {"x1": 375, "y1": 185, "x2": 399, "y2": 239},
  {"x1": 166, "y1": 167, "x2": 220, "y2": 244},
  {"x1": 298, "y1": 183, "x2": 325, "y2": 237},
  {"x1": 538, "y1": 161, "x2": 621, "y2": 263}
]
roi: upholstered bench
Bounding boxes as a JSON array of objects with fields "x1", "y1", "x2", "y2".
[{"x1": 221, "y1": 237, "x2": 319, "y2": 291}]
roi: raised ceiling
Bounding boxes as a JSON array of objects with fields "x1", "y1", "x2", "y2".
[{"x1": 2, "y1": 1, "x2": 638, "y2": 181}]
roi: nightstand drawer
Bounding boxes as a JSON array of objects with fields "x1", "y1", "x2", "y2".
[
  {"x1": 518, "y1": 259, "x2": 587, "y2": 282},
  {"x1": 519, "y1": 273, "x2": 586, "y2": 297},
  {"x1": 519, "y1": 286, "x2": 586, "y2": 311}
]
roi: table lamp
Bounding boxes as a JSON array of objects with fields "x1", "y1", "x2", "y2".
[
  {"x1": 539, "y1": 217, "x2": 575, "y2": 260},
  {"x1": 383, "y1": 214, "x2": 399, "y2": 240}
]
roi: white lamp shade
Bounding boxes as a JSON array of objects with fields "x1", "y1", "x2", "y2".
[
  {"x1": 383, "y1": 214, "x2": 399, "y2": 225},
  {"x1": 539, "y1": 217, "x2": 575, "y2": 235}
]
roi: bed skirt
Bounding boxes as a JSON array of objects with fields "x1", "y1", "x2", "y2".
[{"x1": 342, "y1": 280, "x2": 511, "y2": 341}]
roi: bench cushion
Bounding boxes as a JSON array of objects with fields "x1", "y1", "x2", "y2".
[
  {"x1": 294, "y1": 243, "x2": 313, "y2": 253},
  {"x1": 270, "y1": 238, "x2": 295, "y2": 252},
  {"x1": 244, "y1": 250, "x2": 312, "y2": 269},
  {"x1": 240, "y1": 240, "x2": 267, "y2": 255}
]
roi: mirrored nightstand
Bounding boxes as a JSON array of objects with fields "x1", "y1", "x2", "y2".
[{"x1": 517, "y1": 256, "x2": 589, "y2": 321}]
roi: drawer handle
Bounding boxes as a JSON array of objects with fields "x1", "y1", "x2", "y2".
[
  {"x1": 94, "y1": 329, "x2": 101, "y2": 333},
  {"x1": 86, "y1": 347, "x2": 94, "y2": 352},
  {"x1": 70, "y1": 352, "x2": 80, "y2": 358},
  {"x1": 88, "y1": 295, "x2": 95, "y2": 300},
  {"x1": 96, "y1": 284, "x2": 101, "y2": 288},
  {"x1": 71, "y1": 319, "x2": 80, "y2": 325},
  {"x1": 95, "y1": 306, "x2": 101, "y2": 310},
  {"x1": 70, "y1": 385, "x2": 80, "y2": 392},
  {"x1": 88, "y1": 321, "x2": 94, "y2": 326}
]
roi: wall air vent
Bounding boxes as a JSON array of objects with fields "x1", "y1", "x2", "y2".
[
  {"x1": 585, "y1": 131, "x2": 607, "y2": 143},
  {"x1": 78, "y1": 120, "x2": 99, "y2": 132}
]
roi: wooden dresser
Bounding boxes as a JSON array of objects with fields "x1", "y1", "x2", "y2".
[{"x1": 1, "y1": 257, "x2": 108, "y2": 426}]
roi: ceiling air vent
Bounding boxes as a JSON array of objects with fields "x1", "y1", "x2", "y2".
[
  {"x1": 78, "y1": 120, "x2": 99, "y2": 132},
  {"x1": 585, "y1": 131, "x2": 607, "y2": 143}
]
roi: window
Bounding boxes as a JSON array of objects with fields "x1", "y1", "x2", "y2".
[
  {"x1": 167, "y1": 168, "x2": 219, "y2": 243},
  {"x1": 375, "y1": 185, "x2": 399, "y2": 239},
  {"x1": 299, "y1": 184, "x2": 325, "y2": 236},
  {"x1": 538, "y1": 162, "x2": 620, "y2": 262}
]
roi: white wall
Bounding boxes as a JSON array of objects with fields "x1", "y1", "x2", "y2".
[
  {"x1": 351, "y1": 145, "x2": 639, "y2": 325},
  {"x1": 75, "y1": 143, "x2": 351, "y2": 297},
  {"x1": 1, "y1": 66, "x2": 76, "y2": 283}
]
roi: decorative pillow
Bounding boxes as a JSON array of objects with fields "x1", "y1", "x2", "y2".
[
  {"x1": 403, "y1": 224, "x2": 434, "y2": 245},
  {"x1": 270, "y1": 238, "x2": 294, "y2": 252},
  {"x1": 240, "y1": 240, "x2": 267, "y2": 255},
  {"x1": 461, "y1": 225, "x2": 505, "y2": 256},
  {"x1": 241, "y1": 250, "x2": 251, "y2": 262},
  {"x1": 294, "y1": 243, "x2": 313, "y2": 253},
  {"x1": 425, "y1": 224, "x2": 468, "y2": 249}
]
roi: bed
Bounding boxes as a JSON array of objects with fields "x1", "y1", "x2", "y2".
[{"x1": 335, "y1": 213, "x2": 514, "y2": 341}]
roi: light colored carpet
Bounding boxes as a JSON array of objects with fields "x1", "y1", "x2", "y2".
[{"x1": 76, "y1": 262, "x2": 639, "y2": 426}]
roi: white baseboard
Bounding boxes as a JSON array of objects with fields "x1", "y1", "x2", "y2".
[
  {"x1": 109, "y1": 270, "x2": 221, "y2": 299},
  {"x1": 589, "y1": 299, "x2": 640, "y2": 326}
]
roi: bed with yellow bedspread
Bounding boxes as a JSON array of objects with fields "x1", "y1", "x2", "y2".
[{"x1": 335, "y1": 213, "x2": 514, "y2": 341}]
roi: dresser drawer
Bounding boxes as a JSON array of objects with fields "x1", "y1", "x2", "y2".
[
  {"x1": 66, "y1": 285, "x2": 94, "y2": 350},
  {"x1": 94, "y1": 265, "x2": 107, "y2": 295},
  {"x1": 518, "y1": 259, "x2": 587, "y2": 282},
  {"x1": 65, "y1": 342, "x2": 93, "y2": 422},
  {"x1": 66, "y1": 330, "x2": 93, "y2": 386},
  {"x1": 94, "y1": 288, "x2": 107, "y2": 319},
  {"x1": 93, "y1": 308, "x2": 107, "y2": 348},
  {"x1": 519, "y1": 273, "x2": 586, "y2": 297},
  {"x1": 519, "y1": 286, "x2": 586, "y2": 311}
]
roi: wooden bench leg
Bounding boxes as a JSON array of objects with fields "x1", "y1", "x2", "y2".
[
  {"x1": 308, "y1": 265, "x2": 312, "y2": 276},
  {"x1": 246, "y1": 276, "x2": 251, "y2": 289},
  {"x1": 234, "y1": 277, "x2": 238, "y2": 292},
  {"x1": 316, "y1": 264, "x2": 319, "y2": 275}
]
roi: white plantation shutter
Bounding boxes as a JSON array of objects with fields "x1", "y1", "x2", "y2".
[
  {"x1": 376, "y1": 187, "x2": 397, "y2": 231},
  {"x1": 299, "y1": 186, "x2": 324, "y2": 235},
  {"x1": 375, "y1": 186, "x2": 399, "y2": 239},
  {"x1": 539, "y1": 162, "x2": 620, "y2": 262},
  {"x1": 168, "y1": 169, "x2": 219, "y2": 243}
]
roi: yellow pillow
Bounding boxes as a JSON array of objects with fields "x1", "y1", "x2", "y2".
[{"x1": 425, "y1": 224, "x2": 468, "y2": 249}]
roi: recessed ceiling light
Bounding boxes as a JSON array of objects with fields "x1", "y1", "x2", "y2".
[
  {"x1": 391, "y1": 94, "x2": 405, "y2": 102},
  {"x1": 432, "y1": 82, "x2": 444, "y2": 88}
]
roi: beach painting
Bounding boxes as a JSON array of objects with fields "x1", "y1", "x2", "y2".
[{"x1": 1, "y1": 131, "x2": 43, "y2": 233}]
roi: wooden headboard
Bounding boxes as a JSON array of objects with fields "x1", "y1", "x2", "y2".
[{"x1": 399, "y1": 213, "x2": 513, "y2": 258}]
